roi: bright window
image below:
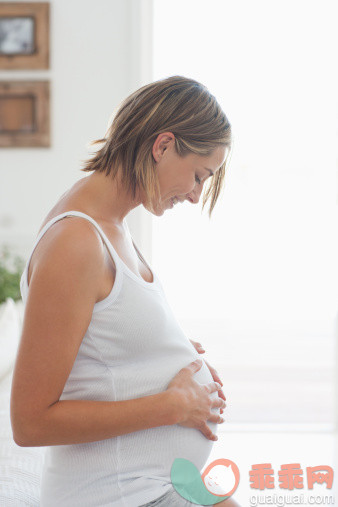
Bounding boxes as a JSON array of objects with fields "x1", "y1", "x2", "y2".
[{"x1": 151, "y1": 0, "x2": 338, "y2": 427}]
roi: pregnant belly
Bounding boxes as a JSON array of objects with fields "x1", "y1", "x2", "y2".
[
  {"x1": 57, "y1": 350, "x2": 220, "y2": 492},
  {"x1": 117, "y1": 358, "x2": 220, "y2": 478}
]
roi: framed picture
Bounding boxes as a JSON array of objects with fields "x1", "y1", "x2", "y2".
[
  {"x1": 0, "y1": 80, "x2": 50, "y2": 147},
  {"x1": 0, "y1": 2, "x2": 49, "y2": 69}
]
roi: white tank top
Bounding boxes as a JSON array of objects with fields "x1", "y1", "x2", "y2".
[{"x1": 19, "y1": 211, "x2": 220, "y2": 507}]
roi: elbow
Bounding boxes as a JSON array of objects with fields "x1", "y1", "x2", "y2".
[
  {"x1": 13, "y1": 428, "x2": 41, "y2": 447},
  {"x1": 10, "y1": 398, "x2": 47, "y2": 447},
  {"x1": 10, "y1": 413, "x2": 40, "y2": 448},
  {"x1": 11, "y1": 401, "x2": 53, "y2": 448},
  {"x1": 13, "y1": 433, "x2": 30, "y2": 447},
  {"x1": 11, "y1": 422, "x2": 34, "y2": 447}
]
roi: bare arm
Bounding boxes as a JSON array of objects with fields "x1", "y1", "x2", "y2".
[
  {"x1": 15, "y1": 391, "x2": 180, "y2": 447},
  {"x1": 10, "y1": 218, "x2": 224, "y2": 447}
]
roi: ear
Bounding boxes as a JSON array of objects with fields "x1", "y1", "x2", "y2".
[{"x1": 152, "y1": 132, "x2": 175, "y2": 162}]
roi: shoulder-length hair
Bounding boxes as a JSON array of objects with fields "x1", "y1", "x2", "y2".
[{"x1": 80, "y1": 75, "x2": 233, "y2": 218}]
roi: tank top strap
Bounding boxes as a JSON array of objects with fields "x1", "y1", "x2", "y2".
[{"x1": 23, "y1": 211, "x2": 124, "y2": 287}]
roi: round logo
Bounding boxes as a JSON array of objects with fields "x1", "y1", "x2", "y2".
[{"x1": 201, "y1": 458, "x2": 240, "y2": 497}]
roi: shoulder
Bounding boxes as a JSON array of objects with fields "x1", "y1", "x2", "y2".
[
  {"x1": 39, "y1": 214, "x2": 104, "y2": 247},
  {"x1": 29, "y1": 215, "x2": 107, "y2": 289}
]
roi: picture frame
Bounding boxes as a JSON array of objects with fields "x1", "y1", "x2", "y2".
[
  {"x1": 0, "y1": 2, "x2": 49, "y2": 69},
  {"x1": 0, "y1": 80, "x2": 50, "y2": 147}
]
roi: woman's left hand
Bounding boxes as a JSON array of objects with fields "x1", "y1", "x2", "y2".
[{"x1": 189, "y1": 339, "x2": 226, "y2": 415}]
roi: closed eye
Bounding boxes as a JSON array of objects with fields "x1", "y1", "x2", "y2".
[{"x1": 195, "y1": 175, "x2": 202, "y2": 185}]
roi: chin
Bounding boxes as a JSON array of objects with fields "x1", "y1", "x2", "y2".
[
  {"x1": 143, "y1": 201, "x2": 167, "y2": 216},
  {"x1": 152, "y1": 208, "x2": 165, "y2": 217}
]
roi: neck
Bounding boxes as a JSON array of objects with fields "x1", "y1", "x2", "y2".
[{"x1": 76, "y1": 169, "x2": 142, "y2": 227}]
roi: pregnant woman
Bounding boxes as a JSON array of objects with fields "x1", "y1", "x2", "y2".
[{"x1": 10, "y1": 75, "x2": 239, "y2": 506}]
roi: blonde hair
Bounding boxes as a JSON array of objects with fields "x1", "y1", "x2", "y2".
[{"x1": 80, "y1": 75, "x2": 233, "y2": 218}]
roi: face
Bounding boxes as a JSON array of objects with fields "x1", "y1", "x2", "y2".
[{"x1": 147, "y1": 132, "x2": 227, "y2": 216}]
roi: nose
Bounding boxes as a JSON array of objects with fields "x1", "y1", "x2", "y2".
[{"x1": 185, "y1": 184, "x2": 203, "y2": 204}]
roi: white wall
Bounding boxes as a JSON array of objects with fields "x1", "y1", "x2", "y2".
[{"x1": 0, "y1": 0, "x2": 153, "y2": 262}]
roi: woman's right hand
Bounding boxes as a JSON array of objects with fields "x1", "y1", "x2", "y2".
[{"x1": 166, "y1": 359, "x2": 226, "y2": 441}]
